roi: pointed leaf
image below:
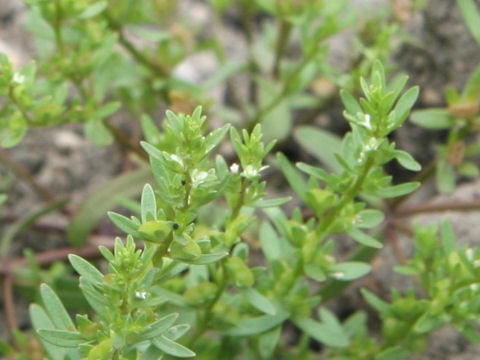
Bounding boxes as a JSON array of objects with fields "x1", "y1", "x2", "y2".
[
  {"x1": 242, "y1": 288, "x2": 276, "y2": 315},
  {"x1": 410, "y1": 108, "x2": 452, "y2": 129},
  {"x1": 141, "y1": 184, "x2": 157, "y2": 223},
  {"x1": 294, "y1": 317, "x2": 348, "y2": 348},
  {"x1": 153, "y1": 336, "x2": 195, "y2": 358},
  {"x1": 39, "y1": 284, "x2": 75, "y2": 330},
  {"x1": 68, "y1": 254, "x2": 104, "y2": 283},
  {"x1": 330, "y1": 262, "x2": 371, "y2": 281},
  {"x1": 37, "y1": 329, "x2": 84, "y2": 347},
  {"x1": 372, "y1": 182, "x2": 420, "y2": 198},
  {"x1": 141, "y1": 313, "x2": 178, "y2": 340},
  {"x1": 348, "y1": 228, "x2": 383, "y2": 248},
  {"x1": 294, "y1": 126, "x2": 342, "y2": 172}
]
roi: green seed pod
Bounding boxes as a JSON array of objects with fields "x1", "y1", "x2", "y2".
[
  {"x1": 184, "y1": 282, "x2": 218, "y2": 306},
  {"x1": 138, "y1": 220, "x2": 174, "y2": 243},
  {"x1": 170, "y1": 237, "x2": 202, "y2": 260},
  {"x1": 225, "y1": 256, "x2": 254, "y2": 288},
  {"x1": 88, "y1": 338, "x2": 113, "y2": 360},
  {"x1": 211, "y1": 301, "x2": 240, "y2": 329}
]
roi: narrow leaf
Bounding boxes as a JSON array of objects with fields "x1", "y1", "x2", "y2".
[
  {"x1": 225, "y1": 310, "x2": 289, "y2": 336},
  {"x1": 294, "y1": 317, "x2": 348, "y2": 348},
  {"x1": 458, "y1": 0, "x2": 480, "y2": 45},
  {"x1": 294, "y1": 126, "x2": 342, "y2": 172},
  {"x1": 394, "y1": 150, "x2": 421, "y2": 171},
  {"x1": 251, "y1": 197, "x2": 291, "y2": 208},
  {"x1": 78, "y1": 1, "x2": 108, "y2": 19},
  {"x1": 330, "y1": 262, "x2": 371, "y2": 281},
  {"x1": 348, "y1": 228, "x2": 383, "y2": 248},
  {"x1": 39, "y1": 284, "x2": 75, "y2": 330},
  {"x1": 361, "y1": 288, "x2": 390, "y2": 313},
  {"x1": 242, "y1": 288, "x2": 276, "y2": 315},
  {"x1": 141, "y1": 313, "x2": 179, "y2": 340},
  {"x1": 107, "y1": 211, "x2": 140, "y2": 236},
  {"x1": 37, "y1": 329, "x2": 84, "y2": 347},
  {"x1": 141, "y1": 184, "x2": 157, "y2": 223},
  {"x1": 276, "y1": 153, "x2": 308, "y2": 202},
  {"x1": 29, "y1": 305, "x2": 67, "y2": 360},
  {"x1": 68, "y1": 254, "x2": 104, "y2": 283},
  {"x1": 372, "y1": 182, "x2": 420, "y2": 198},
  {"x1": 410, "y1": 108, "x2": 453, "y2": 129},
  {"x1": 153, "y1": 336, "x2": 195, "y2": 358}
]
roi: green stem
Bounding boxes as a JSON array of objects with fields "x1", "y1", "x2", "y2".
[
  {"x1": 272, "y1": 20, "x2": 292, "y2": 79},
  {"x1": 186, "y1": 262, "x2": 228, "y2": 347},
  {"x1": 248, "y1": 47, "x2": 319, "y2": 130},
  {"x1": 103, "y1": 12, "x2": 170, "y2": 78}
]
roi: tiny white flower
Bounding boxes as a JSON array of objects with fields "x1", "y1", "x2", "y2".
[
  {"x1": 191, "y1": 169, "x2": 208, "y2": 186},
  {"x1": 12, "y1": 72, "x2": 25, "y2": 85},
  {"x1": 135, "y1": 291, "x2": 148, "y2": 300},
  {"x1": 243, "y1": 165, "x2": 258, "y2": 178},
  {"x1": 332, "y1": 272, "x2": 345, "y2": 279},
  {"x1": 230, "y1": 163, "x2": 239, "y2": 174},
  {"x1": 466, "y1": 248, "x2": 474, "y2": 261},
  {"x1": 170, "y1": 154, "x2": 184, "y2": 167}
]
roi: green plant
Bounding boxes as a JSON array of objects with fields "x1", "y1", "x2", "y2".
[{"x1": 2, "y1": 1, "x2": 480, "y2": 359}]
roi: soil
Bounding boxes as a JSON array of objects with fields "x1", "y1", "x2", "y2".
[{"x1": 1, "y1": 0, "x2": 480, "y2": 359}]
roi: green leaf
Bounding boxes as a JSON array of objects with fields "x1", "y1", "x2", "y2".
[
  {"x1": 67, "y1": 167, "x2": 151, "y2": 246},
  {"x1": 294, "y1": 317, "x2": 348, "y2": 348},
  {"x1": 78, "y1": 1, "x2": 108, "y2": 19},
  {"x1": 164, "y1": 324, "x2": 190, "y2": 341},
  {"x1": 361, "y1": 288, "x2": 390, "y2": 313},
  {"x1": 37, "y1": 329, "x2": 84, "y2": 348},
  {"x1": 68, "y1": 254, "x2": 104, "y2": 284},
  {"x1": 304, "y1": 262, "x2": 327, "y2": 282},
  {"x1": 410, "y1": 108, "x2": 453, "y2": 129},
  {"x1": 225, "y1": 310, "x2": 289, "y2": 336},
  {"x1": 330, "y1": 262, "x2": 371, "y2": 281},
  {"x1": 318, "y1": 308, "x2": 349, "y2": 345},
  {"x1": 141, "y1": 313, "x2": 179, "y2": 340},
  {"x1": 294, "y1": 126, "x2": 342, "y2": 172},
  {"x1": 441, "y1": 220, "x2": 456, "y2": 254},
  {"x1": 457, "y1": 0, "x2": 480, "y2": 45},
  {"x1": 29, "y1": 305, "x2": 68, "y2": 360},
  {"x1": 259, "y1": 221, "x2": 285, "y2": 262},
  {"x1": 414, "y1": 312, "x2": 443, "y2": 333},
  {"x1": 296, "y1": 162, "x2": 329, "y2": 181},
  {"x1": 391, "y1": 86, "x2": 419, "y2": 127},
  {"x1": 394, "y1": 150, "x2": 421, "y2": 171},
  {"x1": 348, "y1": 228, "x2": 383, "y2": 248},
  {"x1": 204, "y1": 124, "x2": 230, "y2": 155},
  {"x1": 95, "y1": 102, "x2": 121, "y2": 119},
  {"x1": 241, "y1": 288, "x2": 276, "y2": 315},
  {"x1": 185, "y1": 252, "x2": 229, "y2": 265},
  {"x1": 141, "y1": 183, "x2": 157, "y2": 223},
  {"x1": 258, "y1": 326, "x2": 282, "y2": 360},
  {"x1": 141, "y1": 114, "x2": 162, "y2": 145},
  {"x1": 375, "y1": 346, "x2": 411, "y2": 360},
  {"x1": 84, "y1": 119, "x2": 113, "y2": 146},
  {"x1": 371, "y1": 182, "x2": 420, "y2": 198},
  {"x1": 141, "y1": 141, "x2": 165, "y2": 161},
  {"x1": 107, "y1": 212, "x2": 140, "y2": 236},
  {"x1": 251, "y1": 197, "x2": 291, "y2": 208},
  {"x1": 276, "y1": 153, "x2": 308, "y2": 202},
  {"x1": 356, "y1": 209, "x2": 385, "y2": 229},
  {"x1": 202, "y1": 62, "x2": 247, "y2": 90},
  {"x1": 340, "y1": 89, "x2": 362, "y2": 116},
  {"x1": 39, "y1": 284, "x2": 75, "y2": 331},
  {"x1": 259, "y1": 82, "x2": 291, "y2": 142},
  {"x1": 436, "y1": 160, "x2": 456, "y2": 193},
  {"x1": 153, "y1": 336, "x2": 195, "y2": 358}
]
